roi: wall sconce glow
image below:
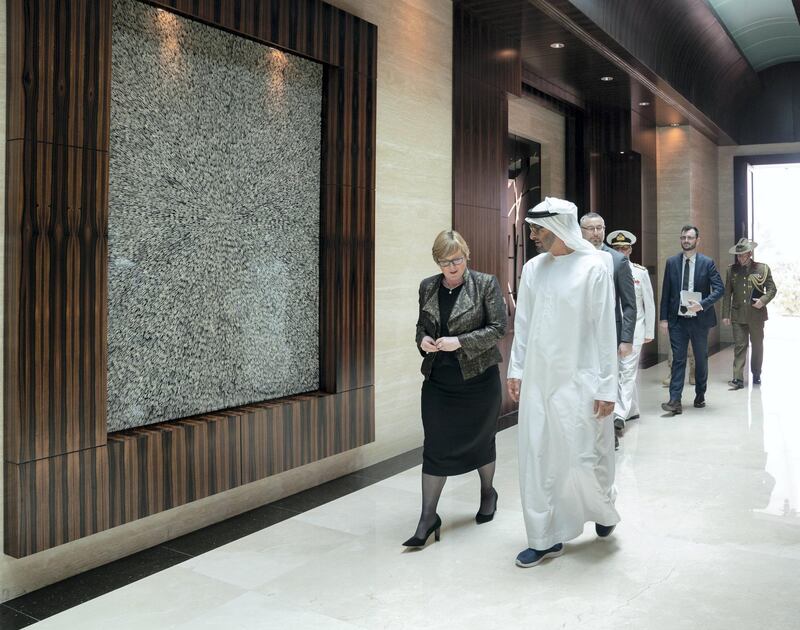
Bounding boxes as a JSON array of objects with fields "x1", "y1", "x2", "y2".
[
  {"x1": 154, "y1": 6, "x2": 181, "y2": 63},
  {"x1": 600, "y1": 76, "x2": 614, "y2": 81},
  {"x1": 497, "y1": 48, "x2": 518, "y2": 59},
  {"x1": 550, "y1": 42, "x2": 565, "y2": 49},
  {"x1": 638, "y1": 101, "x2": 650, "y2": 106}
]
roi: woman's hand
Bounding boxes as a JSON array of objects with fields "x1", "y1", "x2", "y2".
[
  {"x1": 420, "y1": 336, "x2": 438, "y2": 353},
  {"x1": 434, "y1": 336, "x2": 461, "y2": 352}
]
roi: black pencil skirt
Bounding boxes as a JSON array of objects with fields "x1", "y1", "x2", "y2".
[{"x1": 420, "y1": 362, "x2": 501, "y2": 476}]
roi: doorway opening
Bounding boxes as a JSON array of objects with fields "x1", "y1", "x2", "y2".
[{"x1": 750, "y1": 163, "x2": 800, "y2": 317}]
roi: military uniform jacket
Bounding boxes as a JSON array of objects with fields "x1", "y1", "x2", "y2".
[
  {"x1": 722, "y1": 261, "x2": 777, "y2": 324},
  {"x1": 628, "y1": 260, "x2": 655, "y2": 345},
  {"x1": 415, "y1": 269, "x2": 507, "y2": 380}
]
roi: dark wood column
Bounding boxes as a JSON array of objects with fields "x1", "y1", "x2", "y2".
[{"x1": 452, "y1": 2, "x2": 520, "y2": 417}]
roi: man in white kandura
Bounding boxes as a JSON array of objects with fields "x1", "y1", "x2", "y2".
[
  {"x1": 508, "y1": 197, "x2": 620, "y2": 568},
  {"x1": 607, "y1": 230, "x2": 655, "y2": 442}
]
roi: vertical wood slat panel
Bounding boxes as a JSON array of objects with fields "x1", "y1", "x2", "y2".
[
  {"x1": 452, "y1": 76, "x2": 506, "y2": 213},
  {"x1": 241, "y1": 388, "x2": 374, "y2": 484},
  {"x1": 320, "y1": 185, "x2": 374, "y2": 393},
  {"x1": 107, "y1": 414, "x2": 241, "y2": 527},
  {"x1": 150, "y1": 0, "x2": 377, "y2": 78},
  {"x1": 453, "y1": 2, "x2": 518, "y2": 419},
  {"x1": 453, "y1": 2, "x2": 520, "y2": 97},
  {"x1": 322, "y1": 68, "x2": 376, "y2": 190},
  {"x1": 4, "y1": 447, "x2": 109, "y2": 558},
  {"x1": 4, "y1": 141, "x2": 109, "y2": 463},
  {"x1": 6, "y1": 0, "x2": 111, "y2": 148}
]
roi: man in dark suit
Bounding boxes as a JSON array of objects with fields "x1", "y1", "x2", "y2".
[
  {"x1": 659, "y1": 225, "x2": 724, "y2": 414},
  {"x1": 580, "y1": 212, "x2": 637, "y2": 448}
]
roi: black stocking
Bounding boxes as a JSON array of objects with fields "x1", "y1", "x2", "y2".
[
  {"x1": 477, "y1": 460, "x2": 497, "y2": 515},
  {"x1": 413, "y1": 473, "x2": 447, "y2": 538}
]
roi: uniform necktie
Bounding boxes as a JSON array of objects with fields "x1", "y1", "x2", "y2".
[{"x1": 682, "y1": 258, "x2": 690, "y2": 291}]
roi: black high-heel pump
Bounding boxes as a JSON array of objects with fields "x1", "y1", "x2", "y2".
[
  {"x1": 402, "y1": 514, "x2": 442, "y2": 548},
  {"x1": 475, "y1": 488, "x2": 498, "y2": 524}
]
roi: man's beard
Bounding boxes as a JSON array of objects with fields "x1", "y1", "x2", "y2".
[
  {"x1": 535, "y1": 232, "x2": 556, "y2": 253},
  {"x1": 681, "y1": 241, "x2": 696, "y2": 251}
]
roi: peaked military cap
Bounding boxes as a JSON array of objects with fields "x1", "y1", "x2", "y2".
[{"x1": 606, "y1": 229, "x2": 637, "y2": 246}]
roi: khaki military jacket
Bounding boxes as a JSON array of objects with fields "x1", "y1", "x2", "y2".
[
  {"x1": 722, "y1": 261, "x2": 777, "y2": 324},
  {"x1": 415, "y1": 269, "x2": 507, "y2": 380}
]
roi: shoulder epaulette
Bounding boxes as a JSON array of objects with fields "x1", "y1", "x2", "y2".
[{"x1": 632, "y1": 262, "x2": 647, "y2": 271}]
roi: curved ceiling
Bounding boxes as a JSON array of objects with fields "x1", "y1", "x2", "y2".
[{"x1": 707, "y1": 0, "x2": 800, "y2": 71}]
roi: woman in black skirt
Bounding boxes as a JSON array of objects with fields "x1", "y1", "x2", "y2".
[{"x1": 403, "y1": 230, "x2": 508, "y2": 547}]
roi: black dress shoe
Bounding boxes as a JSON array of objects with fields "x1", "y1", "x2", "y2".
[
  {"x1": 614, "y1": 435, "x2": 619, "y2": 450},
  {"x1": 627, "y1": 414, "x2": 640, "y2": 421},
  {"x1": 753, "y1": 375, "x2": 761, "y2": 385},
  {"x1": 613, "y1": 417, "x2": 625, "y2": 437},
  {"x1": 475, "y1": 488, "x2": 498, "y2": 524},
  {"x1": 661, "y1": 400, "x2": 682, "y2": 414},
  {"x1": 403, "y1": 514, "x2": 441, "y2": 548},
  {"x1": 693, "y1": 395, "x2": 705, "y2": 408},
  {"x1": 728, "y1": 379, "x2": 744, "y2": 390},
  {"x1": 596, "y1": 523, "x2": 617, "y2": 538}
]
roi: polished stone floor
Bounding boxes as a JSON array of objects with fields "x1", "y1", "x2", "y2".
[{"x1": 8, "y1": 317, "x2": 800, "y2": 629}]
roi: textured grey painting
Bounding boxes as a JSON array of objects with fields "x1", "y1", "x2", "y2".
[{"x1": 108, "y1": 0, "x2": 322, "y2": 431}]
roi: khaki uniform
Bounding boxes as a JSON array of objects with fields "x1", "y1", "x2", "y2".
[{"x1": 721, "y1": 261, "x2": 777, "y2": 381}]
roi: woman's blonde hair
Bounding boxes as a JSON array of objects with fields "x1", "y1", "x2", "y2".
[{"x1": 431, "y1": 230, "x2": 470, "y2": 263}]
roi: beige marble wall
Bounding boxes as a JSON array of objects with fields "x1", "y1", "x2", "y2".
[
  {"x1": 508, "y1": 95, "x2": 566, "y2": 200},
  {"x1": 716, "y1": 141, "x2": 800, "y2": 342},
  {"x1": 655, "y1": 126, "x2": 720, "y2": 354},
  {"x1": 0, "y1": 0, "x2": 452, "y2": 601}
]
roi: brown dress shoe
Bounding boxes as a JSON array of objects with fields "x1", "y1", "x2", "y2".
[
  {"x1": 661, "y1": 400, "x2": 682, "y2": 414},
  {"x1": 728, "y1": 379, "x2": 744, "y2": 390}
]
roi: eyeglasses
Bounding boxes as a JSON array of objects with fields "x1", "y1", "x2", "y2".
[
  {"x1": 581, "y1": 225, "x2": 605, "y2": 232},
  {"x1": 437, "y1": 257, "x2": 465, "y2": 268},
  {"x1": 679, "y1": 236, "x2": 697, "y2": 241}
]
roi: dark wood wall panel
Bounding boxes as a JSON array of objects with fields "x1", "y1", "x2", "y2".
[
  {"x1": 5, "y1": 0, "x2": 376, "y2": 557},
  {"x1": 4, "y1": 448, "x2": 109, "y2": 558},
  {"x1": 322, "y1": 70, "x2": 376, "y2": 190},
  {"x1": 320, "y1": 185, "x2": 375, "y2": 393},
  {"x1": 453, "y1": 78, "x2": 507, "y2": 211},
  {"x1": 453, "y1": 2, "x2": 521, "y2": 95},
  {"x1": 6, "y1": 0, "x2": 111, "y2": 148},
  {"x1": 4, "y1": 141, "x2": 109, "y2": 464},
  {"x1": 453, "y1": 2, "x2": 520, "y2": 421},
  {"x1": 453, "y1": 204, "x2": 502, "y2": 280},
  {"x1": 148, "y1": 0, "x2": 377, "y2": 78},
  {"x1": 241, "y1": 388, "x2": 373, "y2": 483},
  {"x1": 107, "y1": 414, "x2": 241, "y2": 527}
]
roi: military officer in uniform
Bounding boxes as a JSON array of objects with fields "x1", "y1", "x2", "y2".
[
  {"x1": 721, "y1": 238, "x2": 777, "y2": 389},
  {"x1": 607, "y1": 230, "x2": 655, "y2": 448}
]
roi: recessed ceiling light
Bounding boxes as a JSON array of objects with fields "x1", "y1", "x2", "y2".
[
  {"x1": 669, "y1": 123, "x2": 681, "y2": 127},
  {"x1": 619, "y1": 151, "x2": 625, "y2": 154},
  {"x1": 600, "y1": 76, "x2": 614, "y2": 82},
  {"x1": 550, "y1": 42, "x2": 565, "y2": 49},
  {"x1": 638, "y1": 101, "x2": 650, "y2": 106}
]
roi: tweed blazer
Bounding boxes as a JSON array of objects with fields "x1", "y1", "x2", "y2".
[{"x1": 415, "y1": 269, "x2": 507, "y2": 380}]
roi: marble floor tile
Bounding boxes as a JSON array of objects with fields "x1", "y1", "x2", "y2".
[{"x1": 28, "y1": 316, "x2": 800, "y2": 628}]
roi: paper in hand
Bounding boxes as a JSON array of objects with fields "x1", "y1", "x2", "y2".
[{"x1": 679, "y1": 290, "x2": 702, "y2": 317}]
